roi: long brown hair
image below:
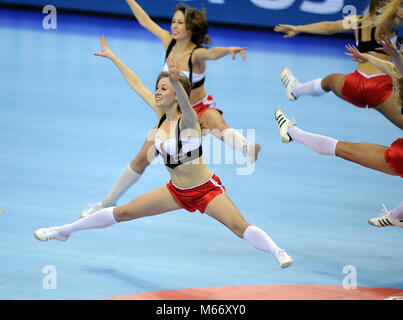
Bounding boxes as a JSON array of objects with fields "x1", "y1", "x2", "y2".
[
  {"x1": 155, "y1": 72, "x2": 209, "y2": 134},
  {"x1": 173, "y1": 3, "x2": 210, "y2": 47}
]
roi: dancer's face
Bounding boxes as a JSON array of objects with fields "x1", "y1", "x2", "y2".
[
  {"x1": 155, "y1": 77, "x2": 177, "y2": 109},
  {"x1": 171, "y1": 11, "x2": 191, "y2": 40}
]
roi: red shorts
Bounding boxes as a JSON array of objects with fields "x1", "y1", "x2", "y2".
[
  {"x1": 192, "y1": 95, "x2": 223, "y2": 118},
  {"x1": 341, "y1": 70, "x2": 393, "y2": 108},
  {"x1": 385, "y1": 138, "x2": 403, "y2": 178},
  {"x1": 167, "y1": 174, "x2": 226, "y2": 213}
]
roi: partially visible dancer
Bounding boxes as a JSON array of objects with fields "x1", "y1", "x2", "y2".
[
  {"x1": 80, "y1": 1, "x2": 260, "y2": 218},
  {"x1": 274, "y1": 0, "x2": 403, "y2": 129},
  {"x1": 274, "y1": 107, "x2": 402, "y2": 228},
  {"x1": 345, "y1": 40, "x2": 403, "y2": 228},
  {"x1": 34, "y1": 38, "x2": 293, "y2": 269}
]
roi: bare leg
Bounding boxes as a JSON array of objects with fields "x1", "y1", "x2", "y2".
[
  {"x1": 321, "y1": 73, "x2": 347, "y2": 99},
  {"x1": 54, "y1": 185, "x2": 182, "y2": 238},
  {"x1": 114, "y1": 185, "x2": 182, "y2": 222},
  {"x1": 203, "y1": 193, "x2": 250, "y2": 238},
  {"x1": 375, "y1": 91, "x2": 403, "y2": 129},
  {"x1": 204, "y1": 193, "x2": 292, "y2": 267},
  {"x1": 335, "y1": 141, "x2": 398, "y2": 176}
]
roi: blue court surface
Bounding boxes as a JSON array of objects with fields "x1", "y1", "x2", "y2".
[{"x1": 0, "y1": 7, "x2": 402, "y2": 300}]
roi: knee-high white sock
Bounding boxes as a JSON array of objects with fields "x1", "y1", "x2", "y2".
[
  {"x1": 102, "y1": 164, "x2": 141, "y2": 207},
  {"x1": 288, "y1": 125, "x2": 338, "y2": 156},
  {"x1": 60, "y1": 207, "x2": 118, "y2": 237},
  {"x1": 222, "y1": 128, "x2": 249, "y2": 155},
  {"x1": 292, "y1": 78, "x2": 327, "y2": 98},
  {"x1": 391, "y1": 201, "x2": 403, "y2": 220},
  {"x1": 243, "y1": 225, "x2": 280, "y2": 256}
]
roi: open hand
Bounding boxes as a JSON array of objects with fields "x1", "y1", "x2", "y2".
[
  {"x1": 274, "y1": 24, "x2": 300, "y2": 38},
  {"x1": 94, "y1": 35, "x2": 114, "y2": 59},
  {"x1": 345, "y1": 44, "x2": 368, "y2": 63},
  {"x1": 166, "y1": 57, "x2": 181, "y2": 82},
  {"x1": 376, "y1": 35, "x2": 400, "y2": 59}
]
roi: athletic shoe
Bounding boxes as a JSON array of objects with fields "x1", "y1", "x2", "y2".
[
  {"x1": 280, "y1": 67, "x2": 299, "y2": 101},
  {"x1": 368, "y1": 204, "x2": 403, "y2": 228},
  {"x1": 34, "y1": 226, "x2": 69, "y2": 242},
  {"x1": 275, "y1": 249, "x2": 293, "y2": 269},
  {"x1": 80, "y1": 202, "x2": 105, "y2": 218},
  {"x1": 275, "y1": 108, "x2": 295, "y2": 143}
]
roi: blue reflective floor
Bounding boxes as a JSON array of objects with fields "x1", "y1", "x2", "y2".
[{"x1": 0, "y1": 7, "x2": 401, "y2": 300}]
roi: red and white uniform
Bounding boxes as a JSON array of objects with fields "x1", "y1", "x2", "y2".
[
  {"x1": 166, "y1": 173, "x2": 226, "y2": 213},
  {"x1": 385, "y1": 138, "x2": 403, "y2": 178},
  {"x1": 341, "y1": 70, "x2": 393, "y2": 109},
  {"x1": 192, "y1": 95, "x2": 223, "y2": 118}
]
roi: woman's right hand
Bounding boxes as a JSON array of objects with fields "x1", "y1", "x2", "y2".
[
  {"x1": 344, "y1": 44, "x2": 368, "y2": 64},
  {"x1": 273, "y1": 24, "x2": 300, "y2": 38},
  {"x1": 94, "y1": 35, "x2": 114, "y2": 59}
]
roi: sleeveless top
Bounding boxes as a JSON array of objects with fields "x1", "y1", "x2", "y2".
[
  {"x1": 154, "y1": 114, "x2": 203, "y2": 169},
  {"x1": 163, "y1": 39, "x2": 206, "y2": 89}
]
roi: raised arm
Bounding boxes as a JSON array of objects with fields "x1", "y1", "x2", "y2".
[
  {"x1": 376, "y1": 35, "x2": 403, "y2": 75},
  {"x1": 193, "y1": 46, "x2": 247, "y2": 63},
  {"x1": 345, "y1": 44, "x2": 395, "y2": 76},
  {"x1": 166, "y1": 58, "x2": 198, "y2": 129},
  {"x1": 274, "y1": 18, "x2": 349, "y2": 38},
  {"x1": 94, "y1": 35, "x2": 161, "y2": 117},
  {"x1": 125, "y1": 0, "x2": 172, "y2": 48}
]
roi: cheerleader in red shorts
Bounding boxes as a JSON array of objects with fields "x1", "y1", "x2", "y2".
[
  {"x1": 80, "y1": 1, "x2": 261, "y2": 218},
  {"x1": 275, "y1": 0, "x2": 403, "y2": 130},
  {"x1": 34, "y1": 53, "x2": 293, "y2": 269},
  {"x1": 275, "y1": 108, "x2": 403, "y2": 229}
]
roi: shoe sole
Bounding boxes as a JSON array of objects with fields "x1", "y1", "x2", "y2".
[{"x1": 281, "y1": 260, "x2": 293, "y2": 269}]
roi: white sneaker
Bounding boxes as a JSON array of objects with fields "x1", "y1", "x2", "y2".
[
  {"x1": 275, "y1": 108, "x2": 295, "y2": 143},
  {"x1": 275, "y1": 249, "x2": 293, "y2": 269},
  {"x1": 80, "y1": 202, "x2": 105, "y2": 218},
  {"x1": 280, "y1": 67, "x2": 299, "y2": 101},
  {"x1": 34, "y1": 226, "x2": 69, "y2": 242},
  {"x1": 368, "y1": 204, "x2": 403, "y2": 228}
]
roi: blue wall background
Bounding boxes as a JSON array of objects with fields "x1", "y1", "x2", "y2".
[{"x1": 1, "y1": 0, "x2": 370, "y2": 28}]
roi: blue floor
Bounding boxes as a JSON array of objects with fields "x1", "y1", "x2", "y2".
[{"x1": 0, "y1": 8, "x2": 402, "y2": 300}]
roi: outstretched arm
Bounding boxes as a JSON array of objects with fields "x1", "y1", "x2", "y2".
[
  {"x1": 376, "y1": 35, "x2": 403, "y2": 75},
  {"x1": 125, "y1": 0, "x2": 172, "y2": 49},
  {"x1": 193, "y1": 46, "x2": 247, "y2": 63},
  {"x1": 345, "y1": 44, "x2": 395, "y2": 76},
  {"x1": 166, "y1": 58, "x2": 198, "y2": 129},
  {"x1": 94, "y1": 35, "x2": 160, "y2": 116},
  {"x1": 274, "y1": 18, "x2": 348, "y2": 38}
]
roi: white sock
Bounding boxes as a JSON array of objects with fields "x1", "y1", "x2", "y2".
[
  {"x1": 292, "y1": 78, "x2": 326, "y2": 98},
  {"x1": 243, "y1": 225, "x2": 280, "y2": 256},
  {"x1": 60, "y1": 207, "x2": 118, "y2": 237},
  {"x1": 222, "y1": 128, "x2": 249, "y2": 155},
  {"x1": 102, "y1": 164, "x2": 141, "y2": 207},
  {"x1": 288, "y1": 125, "x2": 338, "y2": 156},
  {"x1": 391, "y1": 201, "x2": 403, "y2": 220}
]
